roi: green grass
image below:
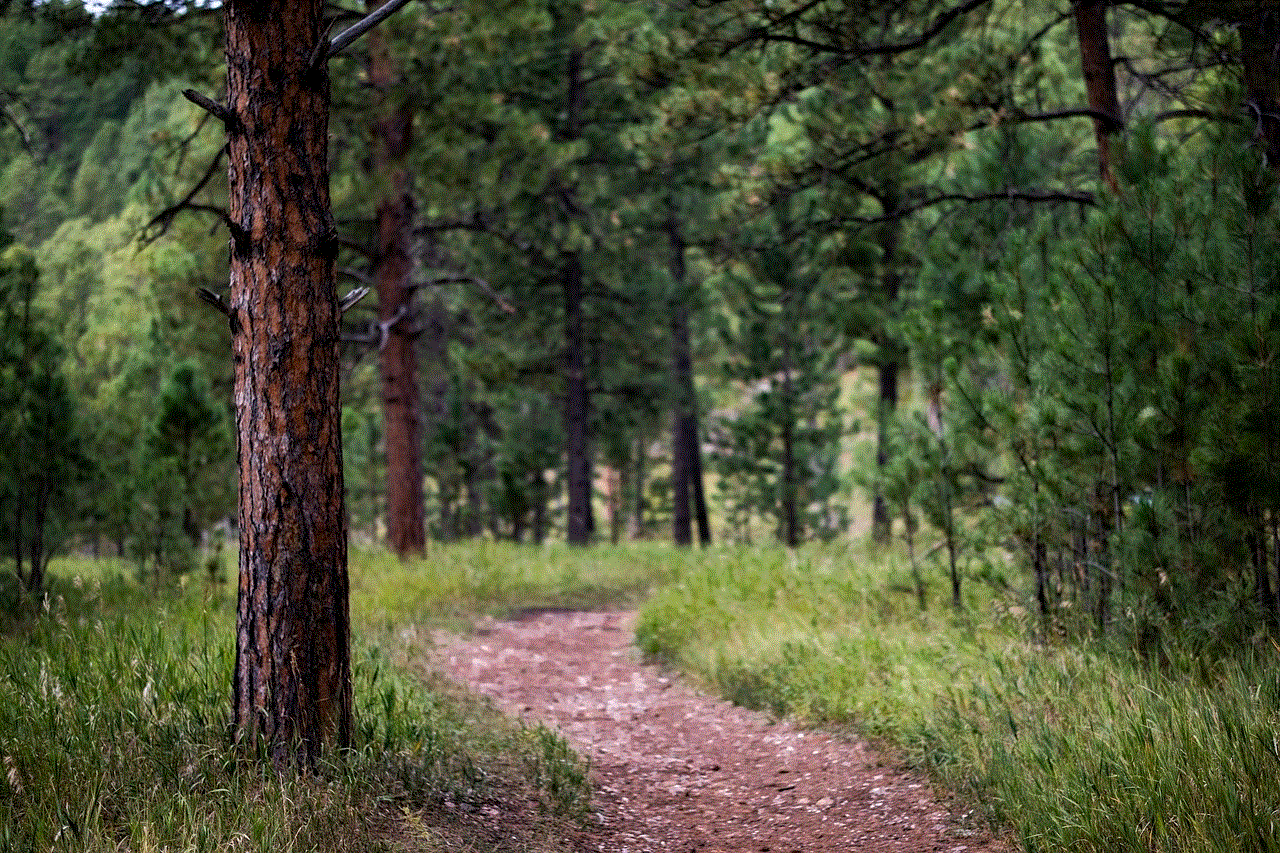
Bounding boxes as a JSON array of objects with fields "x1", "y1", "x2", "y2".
[
  {"x1": 0, "y1": 555, "x2": 599, "y2": 852},
  {"x1": 349, "y1": 540, "x2": 689, "y2": 629},
  {"x1": 635, "y1": 541, "x2": 1280, "y2": 853},
  {"x1": 12, "y1": 540, "x2": 1280, "y2": 853}
]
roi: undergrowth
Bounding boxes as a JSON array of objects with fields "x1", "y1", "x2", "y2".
[
  {"x1": 0, "y1": 555, "x2": 597, "y2": 852},
  {"x1": 636, "y1": 542, "x2": 1280, "y2": 853}
]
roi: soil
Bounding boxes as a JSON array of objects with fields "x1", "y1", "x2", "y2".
[{"x1": 431, "y1": 609, "x2": 1007, "y2": 853}]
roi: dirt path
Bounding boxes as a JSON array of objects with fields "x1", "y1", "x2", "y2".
[{"x1": 433, "y1": 610, "x2": 1004, "y2": 853}]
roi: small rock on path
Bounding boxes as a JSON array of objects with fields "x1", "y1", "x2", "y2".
[{"x1": 434, "y1": 610, "x2": 1003, "y2": 853}]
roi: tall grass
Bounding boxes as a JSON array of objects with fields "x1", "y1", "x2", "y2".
[
  {"x1": 0, "y1": 557, "x2": 595, "y2": 852},
  {"x1": 636, "y1": 542, "x2": 1280, "y2": 853},
  {"x1": 349, "y1": 540, "x2": 689, "y2": 628}
]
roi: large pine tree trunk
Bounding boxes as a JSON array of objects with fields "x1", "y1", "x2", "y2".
[
  {"x1": 225, "y1": 0, "x2": 352, "y2": 769},
  {"x1": 1073, "y1": 0, "x2": 1123, "y2": 189},
  {"x1": 368, "y1": 3, "x2": 425, "y2": 558}
]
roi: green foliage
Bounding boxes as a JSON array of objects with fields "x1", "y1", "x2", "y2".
[
  {"x1": 137, "y1": 359, "x2": 231, "y2": 576},
  {"x1": 972, "y1": 120, "x2": 1280, "y2": 640},
  {"x1": 0, "y1": 240, "x2": 84, "y2": 589}
]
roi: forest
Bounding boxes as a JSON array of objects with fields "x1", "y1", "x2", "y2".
[{"x1": 1, "y1": 0, "x2": 1279, "y2": 851}]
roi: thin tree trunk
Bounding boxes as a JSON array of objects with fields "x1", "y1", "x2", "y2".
[
  {"x1": 690, "y1": 413, "x2": 711, "y2": 546},
  {"x1": 628, "y1": 433, "x2": 647, "y2": 540},
  {"x1": 532, "y1": 471, "x2": 548, "y2": 545},
  {"x1": 225, "y1": 0, "x2": 352, "y2": 769},
  {"x1": 1240, "y1": 7, "x2": 1280, "y2": 169},
  {"x1": 872, "y1": 194, "x2": 902, "y2": 544},
  {"x1": 368, "y1": 3, "x2": 425, "y2": 558},
  {"x1": 1073, "y1": 0, "x2": 1124, "y2": 190},
  {"x1": 668, "y1": 212, "x2": 710, "y2": 547},
  {"x1": 872, "y1": 360, "x2": 898, "y2": 542},
  {"x1": 669, "y1": 210, "x2": 691, "y2": 547},
  {"x1": 564, "y1": 251, "x2": 592, "y2": 546},
  {"x1": 780, "y1": 342, "x2": 800, "y2": 548}
]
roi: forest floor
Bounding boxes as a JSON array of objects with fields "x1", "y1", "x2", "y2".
[{"x1": 427, "y1": 609, "x2": 1008, "y2": 853}]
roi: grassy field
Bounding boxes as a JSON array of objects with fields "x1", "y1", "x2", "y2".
[
  {"x1": 0, "y1": 551, "x2": 615, "y2": 853},
  {"x1": 635, "y1": 542, "x2": 1280, "y2": 853},
  {"x1": 3, "y1": 541, "x2": 1279, "y2": 852}
]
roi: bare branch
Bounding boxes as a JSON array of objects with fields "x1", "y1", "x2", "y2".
[
  {"x1": 339, "y1": 266, "x2": 373, "y2": 286},
  {"x1": 144, "y1": 145, "x2": 229, "y2": 242},
  {"x1": 319, "y1": 0, "x2": 415, "y2": 65},
  {"x1": 858, "y1": 0, "x2": 993, "y2": 57},
  {"x1": 0, "y1": 100, "x2": 35, "y2": 160},
  {"x1": 340, "y1": 286, "x2": 371, "y2": 313},
  {"x1": 182, "y1": 89, "x2": 240, "y2": 134},
  {"x1": 425, "y1": 275, "x2": 515, "y2": 313},
  {"x1": 1152, "y1": 107, "x2": 1236, "y2": 124},
  {"x1": 197, "y1": 287, "x2": 230, "y2": 317},
  {"x1": 1013, "y1": 107, "x2": 1125, "y2": 126},
  {"x1": 843, "y1": 188, "x2": 1096, "y2": 224}
]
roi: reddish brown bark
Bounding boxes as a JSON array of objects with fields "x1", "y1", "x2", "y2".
[
  {"x1": 368, "y1": 2, "x2": 425, "y2": 557},
  {"x1": 1074, "y1": 0, "x2": 1124, "y2": 190},
  {"x1": 225, "y1": 0, "x2": 352, "y2": 769}
]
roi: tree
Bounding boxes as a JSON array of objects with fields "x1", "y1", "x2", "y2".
[
  {"x1": 189, "y1": 0, "x2": 398, "y2": 769},
  {"x1": 0, "y1": 240, "x2": 82, "y2": 595},
  {"x1": 365, "y1": 0, "x2": 425, "y2": 557}
]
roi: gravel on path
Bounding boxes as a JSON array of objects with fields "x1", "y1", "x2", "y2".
[{"x1": 434, "y1": 609, "x2": 1005, "y2": 853}]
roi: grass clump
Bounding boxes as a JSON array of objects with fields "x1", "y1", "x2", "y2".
[
  {"x1": 637, "y1": 542, "x2": 1280, "y2": 853},
  {"x1": 0, "y1": 557, "x2": 593, "y2": 852}
]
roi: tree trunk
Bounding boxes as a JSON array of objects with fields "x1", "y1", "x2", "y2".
[
  {"x1": 225, "y1": 0, "x2": 352, "y2": 769},
  {"x1": 689, "y1": 412, "x2": 711, "y2": 546},
  {"x1": 1240, "y1": 7, "x2": 1280, "y2": 170},
  {"x1": 668, "y1": 213, "x2": 710, "y2": 547},
  {"x1": 368, "y1": 3, "x2": 425, "y2": 558},
  {"x1": 872, "y1": 196, "x2": 902, "y2": 544},
  {"x1": 628, "y1": 433, "x2": 648, "y2": 540},
  {"x1": 1073, "y1": 0, "x2": 1124, "y2": 190},
  {"x1": 780, "y1": 343, "x2": 800, "y2": 548},
  {"x1": 564, "y1": 252, "x2": 592, "y2": 546}
]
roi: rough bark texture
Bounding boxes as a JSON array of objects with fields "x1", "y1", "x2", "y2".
[
  {"x1": 225, "y1": 0, "x2": 352, "y2": 769},
  {"x1": 1074, "y1": 0, "x2": 1123, "y2": 190},
  {"x1": 368, "y1": 4, "x2": 425, "y2": 557}
]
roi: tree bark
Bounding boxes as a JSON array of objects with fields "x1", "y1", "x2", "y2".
[
  {"x1": 667, "y1": 213, "x2": 711, "y2": 548},
  {"x1": 1073, "y1": 0, "x2": 1124, "y2": 190},
  {"x1": 564, "y1": 251, "x2": 593, "y2": 546},
  {"x1": 871, "y1": 200, "x2": 903, "y2": 544},
  {"x1": 1239, "y1": 7, "x2": 1280, "y2": 170},
  {"x1": 225, "y1": 0, "x2": 352, "y2": 769},
  {"x1": 368, "y1": 1, "x2": 425, "y2": 558},
  {"x1": 780, "y1": 342, "x2": 800, "y2": 548}
]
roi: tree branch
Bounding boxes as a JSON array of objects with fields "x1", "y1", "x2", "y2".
[
  {"x1": 340, "y1": 286, "x2": 370, "y2": 313},
  {"x1": 197, "y1": 287, "x2": 230, "y2": 317},
  {"x1": 143, "y1": 145, "x2": 230, "y2": 242},
  {"x1": 0, "y1": 99, "x2": 35, "y2": 160},
  {"x1": 316, "y1": 0, "x2": 415, "y2": 66},
  {"x1": 182, "y1": 89, "x2": 240, "y2": 134},
  {"x1": 858, "y1": 0, "x2": 993, "y2": 57},
  {"x1": 843, "y1": 188, "x2": 1095, "y2": 224}
]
